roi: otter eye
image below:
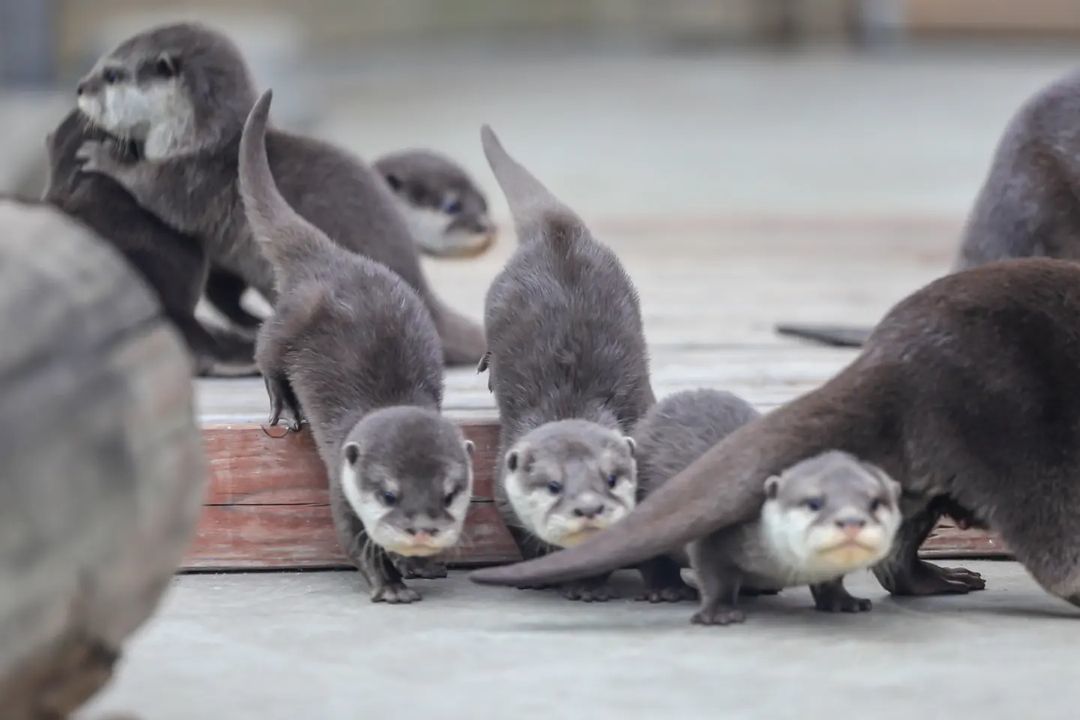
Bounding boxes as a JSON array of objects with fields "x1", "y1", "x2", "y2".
[
  {"x1": 443, "y1": 487, "x2": 460, "y2": 507},
  {"x1": 102, "y1": 68, "x2": 120, "y2": 84},
  {"x1": 546, "y1": 481, "x2": 563, "y2": 495},
  {"x1": 381, "y1": 490, "x2": 398, "y2": 506},
  {"x1": 442, "y1": 197, "x2": 463, "y2": 215},
  {"x1": 803, "y1": 497, "x2": 824, "y2": 512},
  {"x1": 606, "y1": 474, "x2": 619, "y2": 489},
  {"x1": 870, "y1": 498, "x2": 884, "y2": 513},
  {"x1": 155, "y1": 55, "x2": 178, "y2": 78}
]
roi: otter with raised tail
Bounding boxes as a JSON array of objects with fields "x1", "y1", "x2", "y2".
[
  {"x1": 204, "y1": 148, "x2": 497, "y2": 333},
  {"x1": 778, "y1": 70, "x2": 1080, "y2": 349},
  {"x1": 632, "y1": 390, "x2": 901, "y2": 622},
  {"x1": 479, "y1": 126, "x2": 654, "y2": 601},
  {"x1": 474, "y1": 259, "x2": 1080, "y2": 616},
  {"x1": 73, "y1": 22, "x2": 484, "y2": 365},
  {"x1": 239, "y1": 90, "x2": 474, "y2": 603}
]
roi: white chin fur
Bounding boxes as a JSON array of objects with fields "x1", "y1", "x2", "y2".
[
  {"x1": 339, "y1": 458, "x2": 471, "y2": 555},
  {"x1": 504, "y1": 472, "x2": 632, "y2": 548},
  {"x1": 761, "y1": 503, "x2": 898, "y2": 583}
]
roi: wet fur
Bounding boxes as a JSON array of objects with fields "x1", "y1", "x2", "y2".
[
  {"x1": 473, "y1": 259, "x2": 1080, "y2": 612},
  {"x1": 44, "y1": 109, "x2": 254, "y2": 376}
]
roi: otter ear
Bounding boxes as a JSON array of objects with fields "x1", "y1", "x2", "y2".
[
  {"x1": 764, "y1": 476, "x2": 781, "y2": 500},
  {"x1": 464, "y1": 439, "x2": 475, "y2": 457},
  {"x1": 623, "y1": 436, "x2": 636, "y2": 457},
  {"x1": 344, "y1": 442, "x2": 360, "y2": 467},
  {"x1": 506, "y1": 449, "x2": 519, "y2": 472},
  {"x1": 506, "y1": 446, "x2": 532, "y2": 473}
]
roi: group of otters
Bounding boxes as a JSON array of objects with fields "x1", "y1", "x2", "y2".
[{"x1": 41, "y1": 22, "x2": 1080, "y2": 625}]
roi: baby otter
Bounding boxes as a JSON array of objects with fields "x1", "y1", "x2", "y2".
[
  {"x1": 479, "y1": 126, "x2": 653, "y2": 601},
  {"x1": 238, "y1": 90, "x2": 474, "y2": 603},
  {"x1": 74, "y1": 21, "x2": 485, "y2": 365},
  {"x1": 375, "y1": 149, "x2": 497, "y2": 259},
  {"x1": 203, "y1": 148, "x2": 498, "y2": 334}
]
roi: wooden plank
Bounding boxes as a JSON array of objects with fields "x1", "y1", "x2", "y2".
[
  {"x1": 904, "y1": 0, "x2": 1080, "y2": 34},
  {"x1": 186, "y1": 502, "x2": 519, "y2": 570}
]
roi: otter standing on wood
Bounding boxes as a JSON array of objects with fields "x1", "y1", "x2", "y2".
[
  {"x1": 479, "y1": 126, "x2": 654, "y2": 601},
  {"x1": 474, "y1": 259, "x2": 1080, "y2": 616},
  {"x1": 73, "y1": 22, "x2": 484, "y2": 365},
  {"x1": 778, "y1": 69, "x2": 1080, "y2": 349},
  {"x1": 633, "y1": 390, "x2": 901, "y2": 624},
  {"x1": 238, "y1": 90, "x2": 475, "y2": 603}
]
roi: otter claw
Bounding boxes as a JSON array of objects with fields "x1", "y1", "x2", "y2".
[
  {"x1": 635, "y1": 585, "x2": 698, "y2": 603},
  {"x1": 560, "y1": 582, "x2": 613, "y2": 602}
]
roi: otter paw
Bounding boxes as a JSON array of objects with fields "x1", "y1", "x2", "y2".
[
  {"x1": 371, "y1": 583, "x2": 421, "y2": 604},
  {"x1": 740, "y1": 586, "x2": 782, "y2": 597},
  {"x1": 636, "y1": 584, "x2": 698, "y2": 603},
  {"x1": 76, "y1": 140, "x2": 121, "y2": 177},
  {"x1": 691, "y1": 607, "x2": 746, "y2": 626},
  {"x1": 560, "y1": 582, "x2": 613, "y2": 602},
  {"x1": 901, "y1": 561, "x2": 986, "y2": 595}
]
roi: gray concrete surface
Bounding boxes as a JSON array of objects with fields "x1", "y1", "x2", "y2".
[{"x1": 85, "y1": 562, "x2": 1079, "y2": 720}]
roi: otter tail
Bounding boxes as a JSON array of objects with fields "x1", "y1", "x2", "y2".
[
  {"x1": 470, "y1": 400, "x2": 831, "y2": 587},
  {"x1": 238, "y1": 90, "x2": 337, "y2": 279},
  {"x1": 775, "y1": 322, "x2": 873, "y2": 348},
  {"x1": 480, "y1": 125, "x2": 585, "y2": 247}
]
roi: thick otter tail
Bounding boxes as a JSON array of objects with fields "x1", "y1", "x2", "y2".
[
  {"x1": 775, "y1": 322, "x2": 873, "y2": 348},
  {"x1": 470, "y1": 400, "x2": 833, "y2": 587},
  {"x1": 480, "y1": 125, "x2": 585, "y2": 246},
  {"x1": 238, "y1": 90, "x2": 337, "y2": 281}
]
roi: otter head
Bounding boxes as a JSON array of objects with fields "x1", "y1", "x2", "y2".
[
  {"x1": 339, "y1": 406, "x2": 475, "y2": 558},
  {"x1": 375, "y1": 150, "x2": 496, "y2": 258},
  {"x1": 761, "y1": 450, "x2": 902, "y2": 580},
  {"x1": 503, "y1": 419, "x2": 637, "y2": 548},
  {"x1": 76, "y1": 22, "x2": 256, "y2": 158}
]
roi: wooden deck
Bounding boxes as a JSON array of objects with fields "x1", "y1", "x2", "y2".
[{"x1": 187, "y1": 217, "x2": 1005, "y2": 570}]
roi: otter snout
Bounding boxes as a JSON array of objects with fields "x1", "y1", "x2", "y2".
[
  {"x1": 572, "y1": 503, "x2": 606, "y2": 520},
  {"x1": 835, "y1": 516, "x2": 867, "y2": 538}
]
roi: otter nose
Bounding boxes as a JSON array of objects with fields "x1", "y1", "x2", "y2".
[
  {"x1": 406, "y1": 527, "x2": 440, "y2": 538},
  {"x1": 835, "y1": 517, "x2": 866, "y2": 536},
  {"x1": 573, "y1": 504, "x2": 606, "y2": 520},
  {"x1": 76, "y1": 80, "x2": 88, "y2": 96}
]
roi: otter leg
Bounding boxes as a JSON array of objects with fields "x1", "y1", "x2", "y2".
[
  {"x1": 873, "y1": 505, "x2": 986, "y2": 595},
  {"x1": 35, "y1": 639, "x2": 118, "y2": 720},
  {"x1": 636, "y1": 555, "x2": 697, "y2": 603},
  {"x1": 255, "y1": 329, "x2": 303, "y2": 431},
  {"x1": 810, "y1": 576, "x2": 872, "y2": 612},
  {"x1": 687, "y1": 536, "x2": 745, "y2": 626},
  {"x1": 330, "y1": 486, "x2": 420, "y2": 603},
  {"x1": 204, "y1": 266, "x2": 264, "y2": 330},
  {"x1": 560, "y1": 574, "x2": 615, "y2": 602}
]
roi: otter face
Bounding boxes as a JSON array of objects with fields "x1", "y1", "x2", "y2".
[
  {"x1": 761, "y1": 450, "x2": 902, "y2": 582},
  {"x1": 76, "y1": 50, "x2": 190, "y2": 151},
  {"x1": 375, "y1": 150, "x2": 497, "y2": 258},
  {"x1": 339, "y1": 408, "x2": 475, "y2": 557},
  {"x1": 75, "y1": 23, "x2": 255, "y2": 158},
  {"x1": 503, "y1": 420, "x2": 637, "y2": 548}
]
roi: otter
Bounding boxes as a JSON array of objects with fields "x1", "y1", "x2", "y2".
[
  {"x1": 238, "y1": 90, "x2": 475, "y2": 602},
  {"x1": 202, "y1": 148, "x2": 497, "y2": 334},
  {"x1": 632, "y1": 391, "x2": 901, "y2": 623},
  {"x1": 43, "y1": 108, "x2": 255, "y2": 376},
  {"x1": 778, "y1": 69, "x2": 1080, "y2": 349},
  {"x1": 473, "y1": 259, "x2": 1080, "y2": 616},
  {"x1": 478, "y1": 125, "x2": 653, "y2": 601},
  {"x1": 73, "y1": 21, "x2": 484, "y2": 365}
]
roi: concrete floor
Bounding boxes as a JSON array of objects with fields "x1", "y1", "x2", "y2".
[{"x1": 84, "y1": 562, "x2": 1079, "y2": 720}]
